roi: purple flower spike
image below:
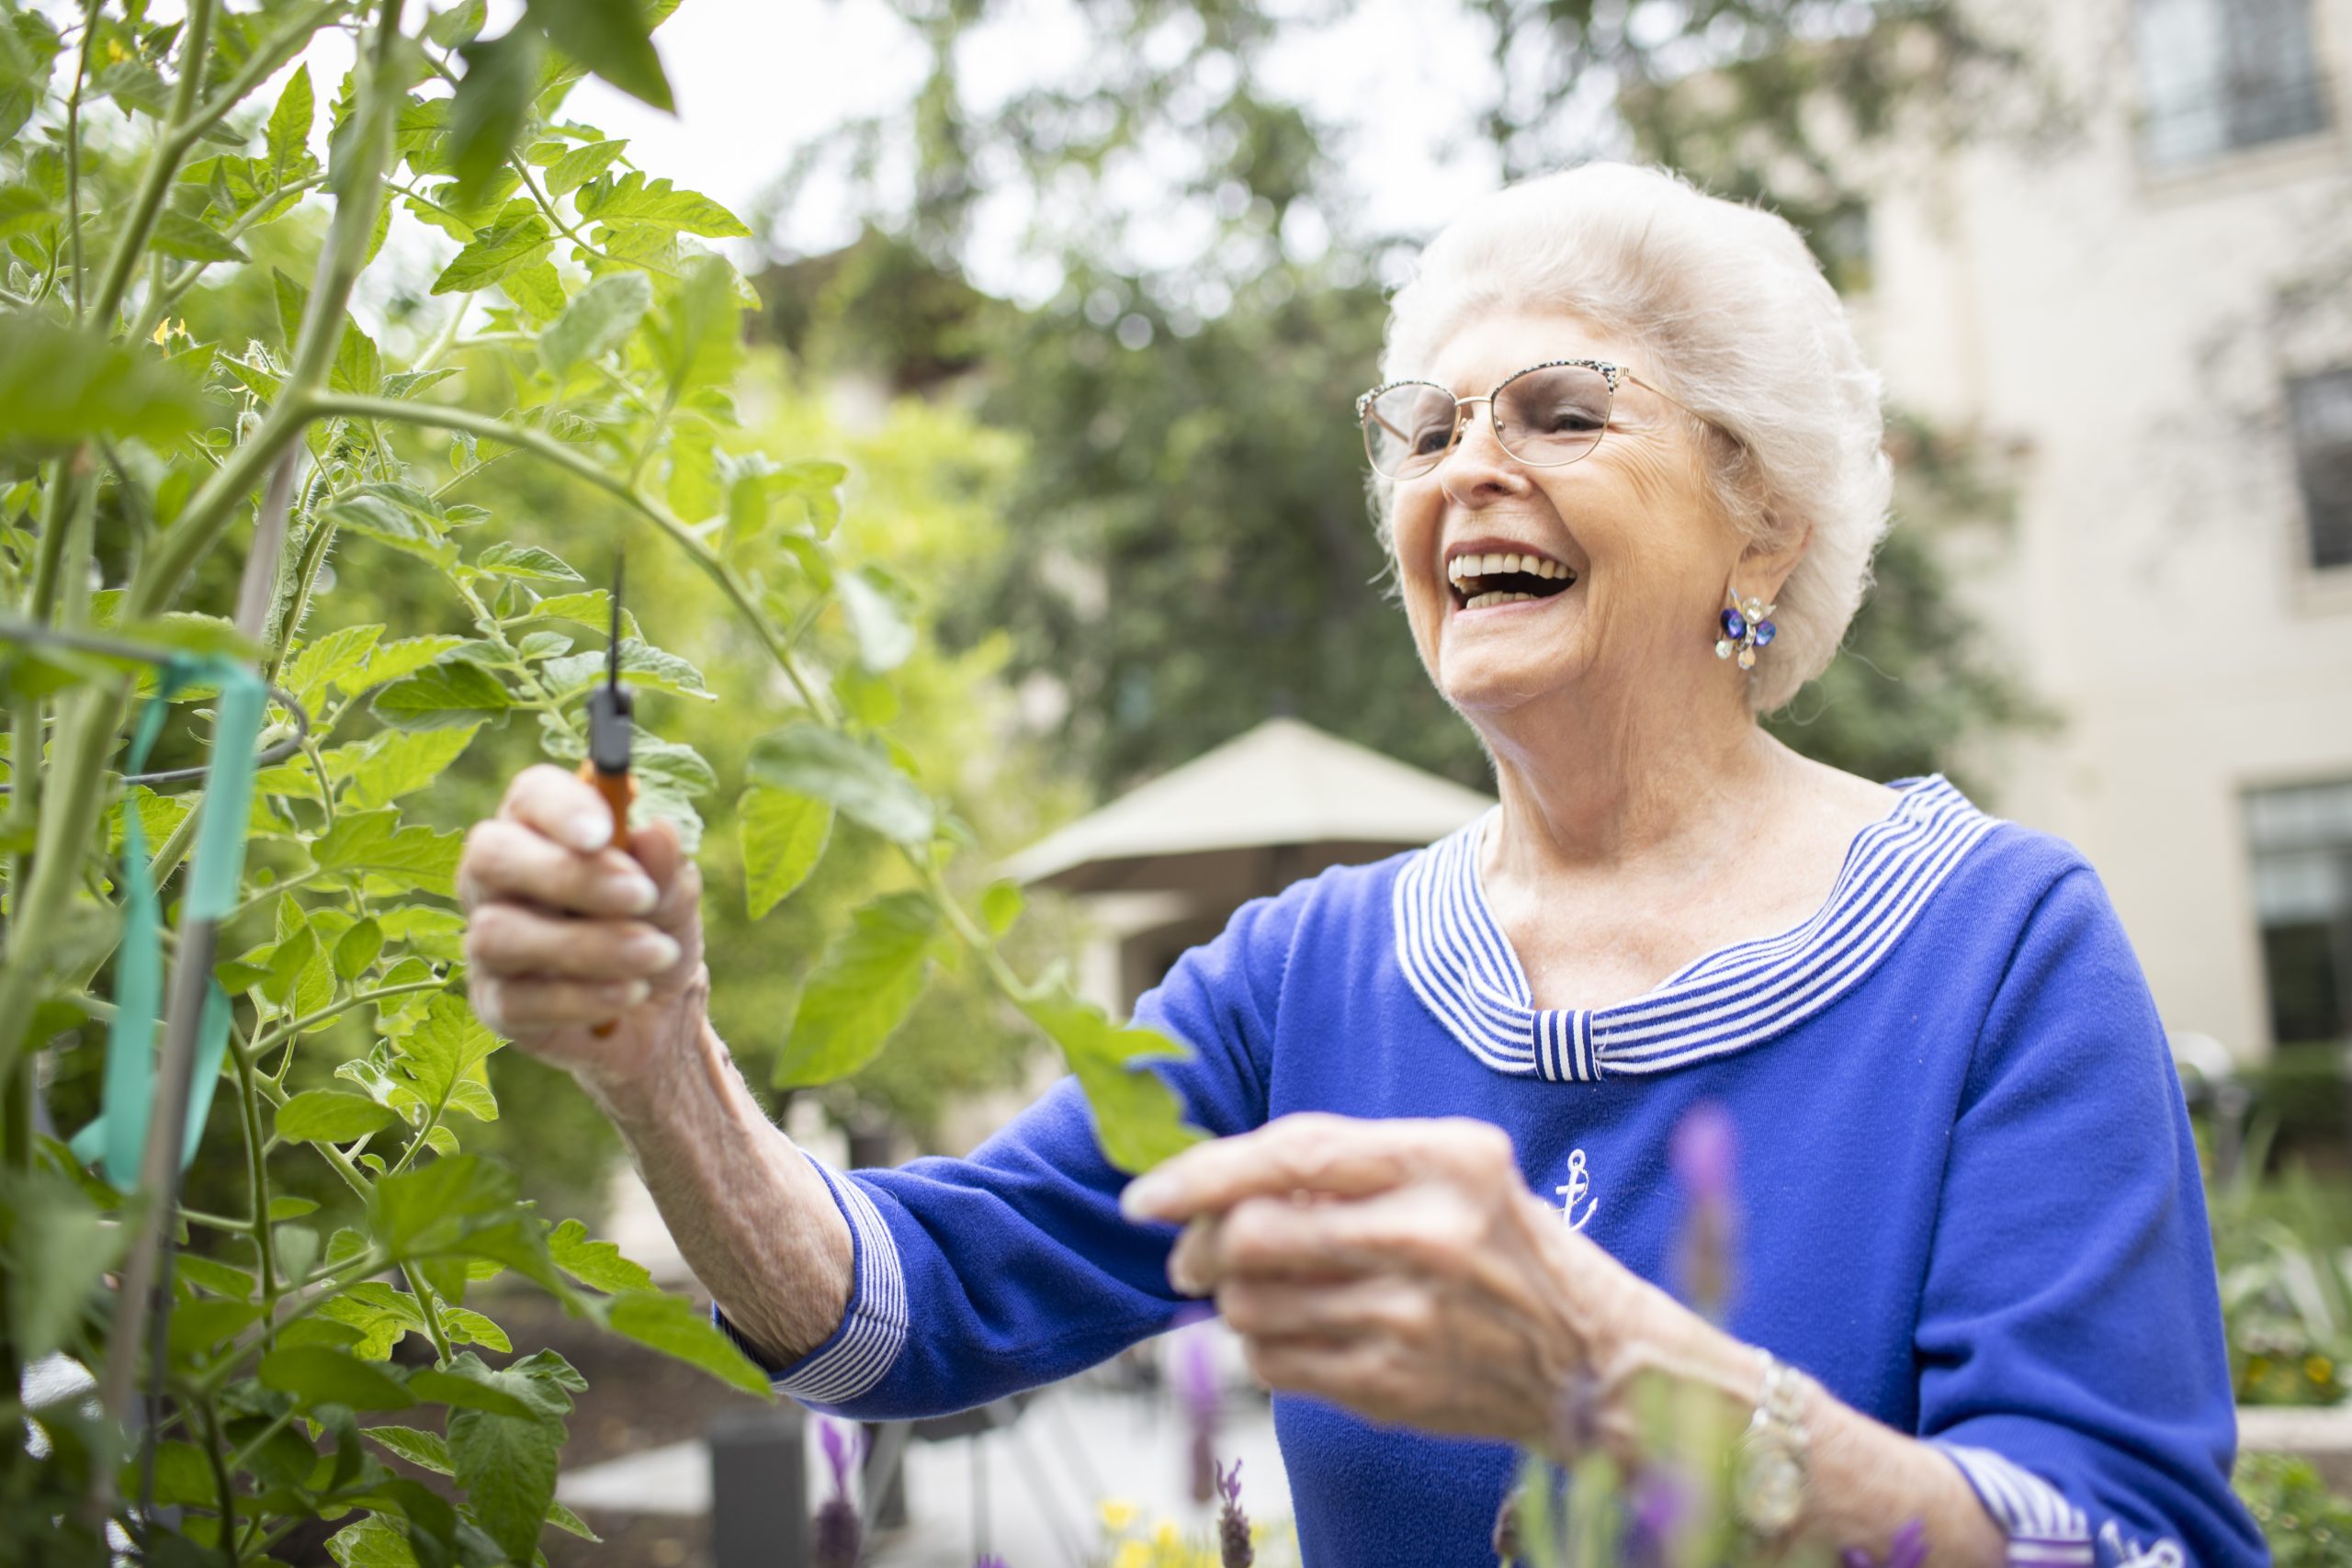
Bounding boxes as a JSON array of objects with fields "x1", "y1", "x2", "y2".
[
  {"x1": 1214, "y1": 1460, "x2": 1253, "y2": 1568},
  {"x1": 1174, "y1": 1320, "x2": 1222, "y2": 1504},
  {"x1": 1668, "y1": 1101, "x2": 1736, "y2": 1204},
  {"x1": 975, "y1": 1558, "x2": 1011, "y2": 1568},
  {"x1": 1841, "y1": 1518, "x2": 1929, "y2": 1568}
]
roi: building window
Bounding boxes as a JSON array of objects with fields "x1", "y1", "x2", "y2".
[
  {"x1": 2133, "y1": 0, "x2": 2331, "y2": 168},
  {"x1": 2289, "y1": 370, "x2": 2352, "y2": 570},
  {"x1": 2246, "y1": 780, "x2": 2352, "y2": 1046}
]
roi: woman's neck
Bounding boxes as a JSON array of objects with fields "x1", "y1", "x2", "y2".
[{"x1": 1476, "y1": 676, "x2": 1790, "y2": 886}]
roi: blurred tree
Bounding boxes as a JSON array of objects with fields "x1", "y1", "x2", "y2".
[{"x1": 755, "y1": 0, "x2": 2052, "y2": 798}]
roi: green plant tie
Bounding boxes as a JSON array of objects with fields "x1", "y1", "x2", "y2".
[{"x1": 67, "y1": 656, "x2": 266, "y2": 1187}]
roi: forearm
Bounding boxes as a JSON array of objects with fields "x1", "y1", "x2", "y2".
[{"x1": 575, "y1": 976, "x2": 854, "y2": 1369}]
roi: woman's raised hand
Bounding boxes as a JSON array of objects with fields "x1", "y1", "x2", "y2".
[
  {"x1": 1120, "y1": 1112, "x2": 1663, "y2": 1453},
  {"x1": 458, "y1": 764, "x2": 707, "y2": 1088}
]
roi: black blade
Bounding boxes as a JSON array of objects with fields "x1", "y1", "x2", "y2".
[{"x1": 606, "y1": 547, "x2": 625, "y2": 689}]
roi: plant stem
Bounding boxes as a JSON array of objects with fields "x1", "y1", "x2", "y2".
[
  {"x1": 64, "y1": 3, "x2": 98, "y2": 320},
  {"x1": 243, "y1": 977, "x2": 444, "y2": 1059},
  {"x1": 85, "y1": 0, "x2": 219, "y2": 328},
  {"x1": 231, "y1": 1039, "x2": 278, "y2": 1320},
  {"x1": 302, "y1": 394, "x2": 837, "y2": 723}
]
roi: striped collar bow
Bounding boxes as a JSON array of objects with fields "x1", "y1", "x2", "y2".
[{"x1": 1391, "y1": 776, "x2": 1996, "y2": 1084}]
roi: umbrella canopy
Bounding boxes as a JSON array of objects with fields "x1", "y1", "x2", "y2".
[{"x1": 1001, "y1": 717, "x2": 1495, "y2": 895}]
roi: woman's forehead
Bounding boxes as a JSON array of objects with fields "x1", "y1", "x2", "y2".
[{"x1": 1422, "y1": 306, "x2": 1634, "y2": 390}]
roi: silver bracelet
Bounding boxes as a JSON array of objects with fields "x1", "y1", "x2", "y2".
[{"x1": 1733, "y1": 1348, "x2": 1815, "y2": 1540}]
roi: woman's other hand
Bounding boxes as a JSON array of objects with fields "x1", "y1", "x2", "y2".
[
  {"x1": 1119, "y1": 1112, "x2": 1665, "y2": 1452},
  {"x1": 458, "y1": 763, "x2": 707, "y2": 1091}
]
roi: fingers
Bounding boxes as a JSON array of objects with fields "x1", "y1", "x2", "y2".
[
  {"x1": 502, "y1": 763, "x2": 622, "y2": 853},
  {"x1": 458, "y1": 818, "x2": 658, "y2": 918},
  {"x1": 466, "y1": 902, "x2": 682, "y2": 982},
  {"x1": 1216, "y1": 1273, "x2": 1436, "y2": 1344},
  {"x1": 1168, "y1": 1187, "x2": 1469, "y2": 1294},
  {"x1": 471, "y1": 973, "x2": 651, "y2": 1034},
  {"x1": 1123, "y1": 1112, "x2": 1518, "y2": 1224}
]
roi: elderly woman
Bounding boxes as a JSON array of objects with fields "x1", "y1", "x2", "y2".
[{"x1": 458, "y1": 164, "x2": 2261, "y2": 1566}]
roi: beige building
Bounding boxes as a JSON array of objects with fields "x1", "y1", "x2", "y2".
[{"x1": 1851, "y1": 0, "x2": 2352, "y2": 1060}]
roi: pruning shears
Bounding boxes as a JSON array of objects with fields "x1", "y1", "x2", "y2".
[{"x1": 581, "y1": 553, "x2": 637, "y2": 1036}]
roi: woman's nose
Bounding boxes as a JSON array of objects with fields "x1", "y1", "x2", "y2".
[{"x1": 1438, "y1": 400, "x2": 1531, "y2": 503}]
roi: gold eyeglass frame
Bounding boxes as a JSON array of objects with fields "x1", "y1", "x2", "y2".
[{"x1": 1354, "y1": 357, "x2": 1707, "y2": 480}]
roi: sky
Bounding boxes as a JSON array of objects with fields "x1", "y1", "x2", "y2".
[{"x1": 560, "y1": 0, "x2": 1532, "y2": 301}]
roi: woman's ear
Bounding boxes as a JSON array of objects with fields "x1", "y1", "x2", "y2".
[{"x1": 1738, "y1": 516, "x2": 1813, "y2": 607}]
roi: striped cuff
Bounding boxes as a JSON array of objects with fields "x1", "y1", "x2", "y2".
[
  {"x1": 710, "y1": 1152, "x2": 909, "y2": 1406},
  {"x1": 1932, "y1": 1442, "x2": 2093, "y2": 1566}
]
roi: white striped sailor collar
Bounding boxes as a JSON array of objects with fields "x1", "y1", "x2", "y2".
[{"x1": 1391, "y1": 775, "x2": 1998, "y2": 1083}]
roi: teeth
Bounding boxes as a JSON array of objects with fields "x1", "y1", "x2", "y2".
[
  {"x1": 1447, "y1": 552, "x2": 1573, "y2": 586},
  {"x1": 1463, "y1": 590, "x2": 1541, "y2": 610}
]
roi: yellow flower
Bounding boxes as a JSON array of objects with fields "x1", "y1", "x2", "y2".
[
  {"x1": 2306, "y1": 1355, "x2": 2335, "y2": 1384},
  {"x1": 1099, "y1": 1498, "x2": 1139, "y2": 1534},
  {"x1": 1112, "y1": 1541, "x2": 1151, "y2": 1568},
  {"x1": 1153, "y1": 1518, "x2": 1183, "y2": 1550}
]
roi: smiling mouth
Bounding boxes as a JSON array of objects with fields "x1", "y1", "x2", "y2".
[{"x1": 1445, "y1": 551, "x2": 1578, "y2": 612}]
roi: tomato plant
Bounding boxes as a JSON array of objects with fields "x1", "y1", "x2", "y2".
[{"x1": 0, "y1": 1, "x2": 1200, "y2": 1561}]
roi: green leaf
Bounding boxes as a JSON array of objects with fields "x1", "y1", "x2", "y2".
[
  {"x1": 274, "y1": 268, "x2": 382, "y2": 393},
  {"x1": 312, "y1": 809, "x2": 464, "y2": 898},
  {"x1": 776, "y1": 890, "x2": 937, "y2": 1087},
  {"x1": 645, "y1": 252, "x2": 745, "y2": 397},
  {"x1": 515, "y1": 589, "x2": 640, "y2": 641},
  {"x1": 258, "y1": 1345, "x2": 415, "y2": 1412},
  {"x1": 323, "y1": 485, "x2": 458, "y2": 570},
  {"x1": 425, "y1": 0, "x2": 490, "y2": 49},
  {"x1": 173, "y1": 1254, "x2": 254, "y2": 1299},
  {"x1": 369, "y1": 657, "x2": 515, "y2": 731},
  {"x1": 540, "y1": 637, "x2": 713, "y2": 702},
  {"x1": 541, "y1": 136, "x2": 628, "y2": 196},
  {"x1": 365, "y1": 1424, "x2": 453, "y2": 1475},
  {"x1": 285, "y1": 624, "x2": 383, "y2": 710},
  {"x1": 355, "y1": 635, "x2": 469, "y2": 694},
  {"x1": 276, "y1": 1089, "x2": 401, "y2": 1144},
  {"x1": 738, "y1": 786, "x2": 831, "y2": 919},
  {"x1": 549, "y1": 1499, "x2": 601, "y2": 1542},
  {"x1": 1018, "y1": 980, "x2": 1207, "y2": 1174},
  {"x1": 447, "y1": 26, "x2": 542, "y2": 209},
  {"x1": 430, "y1": 210, "x2": 553, "y2": 295},
  {"x1": 0, "y1": 316, "x2": 205, "y2": 453},
  {"x1": 379, "y1": 908, "x2": 468, "y2": 964},
  {"x1": 980, "y1": 879, "x2": 1024, "y2": 937},
  {"x1": 268, "y1": 1195, "x2": 322, "y2": 1221},
  {"x1": 334, "y1": 918, "x2": 385, "y2": 981},
  {"x1": 546, "y1": 1219, "x2": 656, "y2": 1293},
  {"x1": 149, "y1": 208, "x2": 247, "y2": 262},
  {"x1": 605, "y1": 1291, "x2": 770, "y2": 1395},
  {"x1": 397, "y1": 994, "x2": 500, "y2": 1112},
  {"x1": 438, "y1": 1303, "x2": 512, "y2": 1351},
  {"x1": 449, "y1": 1400, "x2": 560, "y2": 1564},
  {"x1": 345, "y1": 725, "x2": 482, "y2": 809},
  {"x1": 746, "y1": 722, "x2": 933, "y2": 845},
  {"x1": 574, "y1": 170, "x2": 746, "y2": 237},
  {"x1": 265, "y1": 64, "x2": 315, "y2": 176},
  {"x1": 525, "y1": 0, "x2": 674, "y2": 111},
  {"x1": 371, "y1": 1155, "x2": 517, "y2": 1258},
  {"x1": 325, "y1": 1516, "x2": 420, "y2": 1568},
  {"x1": 259, "y1": 923, "x2": 322, "y2": 1008},
  {"x1": 539, "y1": 269, "x2": 651, "y2": 374},
  {"x1": 474, "y1": 540, "x2": 582, "y2": 583},
  {"x1": 837, "y1": 567, "x2": 916, "y2": 672},
  {"x1": 321, "y1": 1280, "x2": 426, "y2": 1359},
  {"x1": 3, "y1": 1169, "x2": 125, "y2": 1361}
]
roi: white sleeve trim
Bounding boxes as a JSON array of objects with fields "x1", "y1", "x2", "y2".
[
  {"x1": 713, "y1": 1153, "x2": 909, "y2": 1405},
  {"x1": 1932, "y1": 1442, "x2": 2094, "y2": 1566}
]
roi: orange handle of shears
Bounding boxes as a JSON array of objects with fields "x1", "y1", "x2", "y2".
[{"x1": 579, "y1": 761, "x2": 638, "y2": 1038}]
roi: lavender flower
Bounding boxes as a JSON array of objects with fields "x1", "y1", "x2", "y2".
[
  {"x1": 1669, "y1": 1101, "x2": 1739, "y2": 1318},
  {"x1": 813, "y1": 1416, "x2": 865, "y2": 1568},
  {"x1": 1215, "y1": 1458, "x2": 1254, "y2": 1568},
  {"x1": 975, "y1": 1558, "x2": 1010, "y2": 1568},
  {"x1": 1172, "y1": 1314, "x2": 1221, "y2": 1505},
  {"x1": 1842, "y1": 1518, "x2": 1929, "y2": 1568},
  {"x1": 1621, "y1": 1464, "x2": 1690, "y2": 1568}
]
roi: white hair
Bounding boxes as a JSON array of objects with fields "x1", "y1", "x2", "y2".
[{"x1": 1375, "y1": 161, "x2": 1894, "y2": 712}]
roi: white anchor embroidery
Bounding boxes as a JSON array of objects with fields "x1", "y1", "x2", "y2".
[{"x1": 1554, "y1": 1148, "x2": 1599, "y2": 1233}]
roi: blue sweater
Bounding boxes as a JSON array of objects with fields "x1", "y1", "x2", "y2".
[{"x1": 723, "y1": 778, "x2": 2266, "y2": 1567}]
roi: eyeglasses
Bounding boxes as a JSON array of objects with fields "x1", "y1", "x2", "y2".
[{"x1": 1354, "y1": 358, "x2": 1702, "y2": 481}]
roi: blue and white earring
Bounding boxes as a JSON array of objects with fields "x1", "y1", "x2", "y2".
[{"x1": 1715, "y1": 592, "x2": 1777, "y2": 671}]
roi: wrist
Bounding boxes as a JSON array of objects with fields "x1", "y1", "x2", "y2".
[{"x1": 572, "y1": 966, "x2": 714, "y2": 1125}]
